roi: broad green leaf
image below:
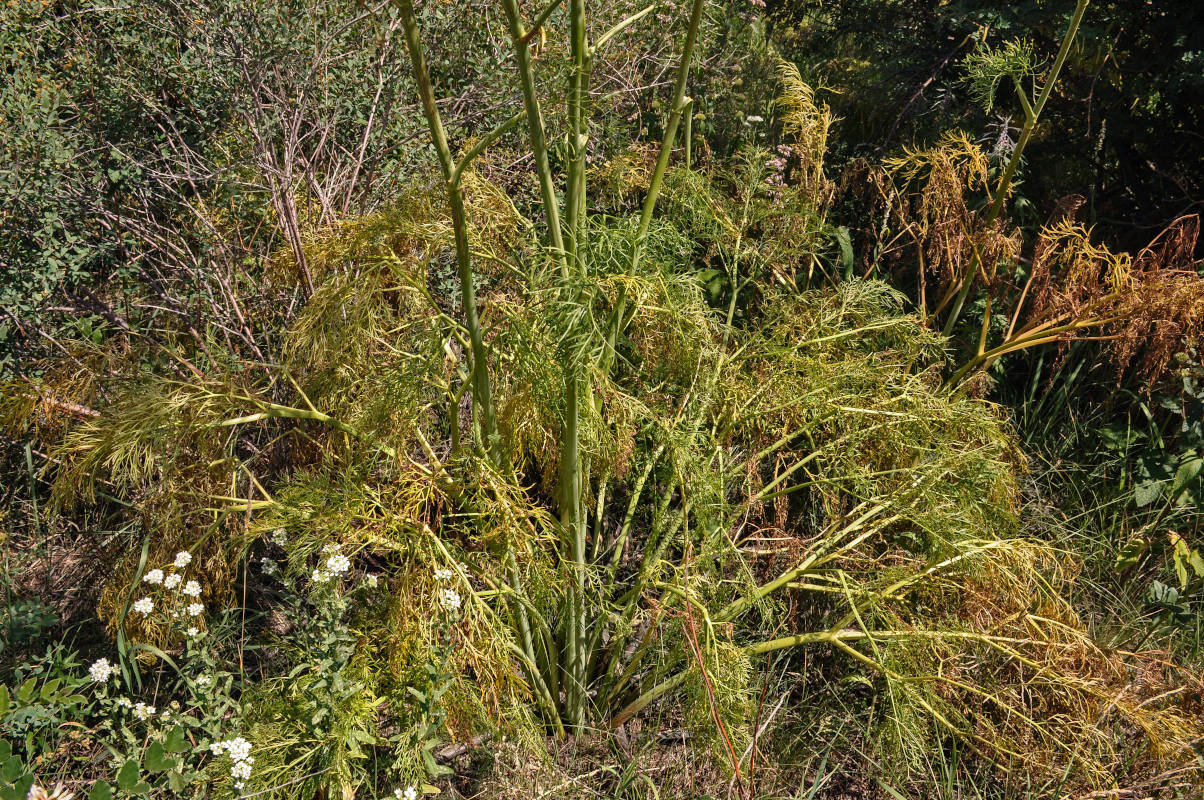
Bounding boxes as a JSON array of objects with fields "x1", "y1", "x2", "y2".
[
  {"x1": 116, "y1": 760, "x2": 140, "y2": 791},
  {"x1": 145, "y1": 741, "x2": 177, "y2": 772},
  {"x1": 10, "y1": 776, "x2": 35, "y2": 800},
  {"x1": 39, "y1": 678, "x2": 61, "y2": 701},
  {"x1": 1133, "y1": 480, "x2": 1163, "y2": 507},
  {"x1": 1, "y1": 756, "x2": 23, "y2": 782},
  {"x1": 89, "y1": 781, "x2": 113, "y2": 800},
  {"x1": 165, "y1": 725, "x2": 188, "y2": 753},
  {"x1": 1171, "y1": 455, "x2": 1203, "y2": 504},
  {"x1": 1114, "y1": 538, "x2": 1146, "y2": 571},
  {"x1": 0, "y1": 686, "x2": 8, "y2": 716},
  {"x1": 16, "y1": 679, "x2": 37, "y2": 704}
]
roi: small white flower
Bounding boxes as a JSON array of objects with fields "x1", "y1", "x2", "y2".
[
  {"x1": 186, "y1": 626, "x2": 199, "y2": 637},
  {"x1": 404, "y1": 786, "x2": 419, "y2": 800},
  {"x1": 196, "y1": 675, "x2": 212, "y2": 687},
  {"x1": 209, "y1": 741, "x2": 225, "y2": 755},
  {"x1": 161, "y1": 709, "x2": 172, "y2": 721},
  {"x1": 186, "y1": 602, "x2": 204, "y2": 617},
  {"x1": 182, "y1": 580, "x2": 202, "y2": 597},
  {"x1": 224, "y1": 736, "x2": 252, "y2": 761},
  {"x1": 325, "y1": 553, "x2": 351, "y2": 575},
  {"x1": 164, "y1": 572, "x2": 182, "y2": 590},
  {"x1": 231, "y1": 760, "x2": 252, "y2": 780},
  {"x1": 143, "y1": 568, "x2": 164, "y2": 585},
  {"x1": 260, "y1": 557, "x2": 278, "y2": 576},
  {"x1": 133, "y1": 702, "x2": 155, "y2": 720},
  {"x1": 322, "y1": 542, "x2": 341, "y2": 553},
  {"x1": 234, "y1": 782, "x2": 244, "y2": 792},
  {"x1": 440, "y1": 588, "x2": 462, "y2": 611},
  {"x1": 271, "y1": 528, "x2": 288, "y2": 546},
  {"x1": 433, "y1": 568, "x2": 453, "y2": 582},
  {"x1": 132, "y1": 597, "x2": 154, "y2": 615},
  {"x1": 311, "y1": 569, "x2": 331, "y2": 584},
  {"x1": 394, "y1": 790, "x2": 403, "y2": 800},
  {"x1": 745, "y1": 114, "x2": 764, "y2": 123},
  {"x1": 364, "y1": 573, "x2": 379, "y2": 588},
  {"x1": 89, "y1": 657, "x2": 115, "y2": 682},
  {"x1": 115, "y1": 697, "x2": 132, "y2": 708},
  {"x1": 174, "y1": 550, "x2": 193, "y2": 568}
]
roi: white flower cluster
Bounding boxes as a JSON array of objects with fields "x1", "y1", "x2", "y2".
[
  {"x1": 260, "y1": 557, "x2": 278, "y2": 576},
  {"x1": 210, "y1": 736, "x2": 254, "y2": 791},
  {"x1": 133, "y1": 701, "x2": 156, "y2": 720},
  {"x1": 271, "y1": 528, "x2": 288, "y2": 547},
  {"x1": 439, "y1": 588, "x2": 462, "y2": 612},
  {"x1": 131, "y1": 550, "x2": 207, "y2": 637},
  {"x1": 393, "y1": 787, "x2": 418, "y2": 800},
  {"x1": 89, "y1": 658, "x2": 116, "y2": 682},
  {"x1": 310, "y1": 543, "x2": 352, "y2": 584},
  {"x1": 434, "y1": 567, "x2": 461, "y2": 611}
]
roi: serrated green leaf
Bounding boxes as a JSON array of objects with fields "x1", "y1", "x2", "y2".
[{"x1": 1134, "y1": 480, "x2": 1163, "y2": 507}]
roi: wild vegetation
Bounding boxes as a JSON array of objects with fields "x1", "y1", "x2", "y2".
[{"x1": 1, "y1": 0, "x2": 1202, "y2": 798}]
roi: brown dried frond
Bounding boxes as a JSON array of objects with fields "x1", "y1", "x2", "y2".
[
  {"x1": 1022, "y1": 215, "x2": 1204, "y2": 384},
  {"x1": 883, "y1": 132, "x2": 1019, "y2": 303}
]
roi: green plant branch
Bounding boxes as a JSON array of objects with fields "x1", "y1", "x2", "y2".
[{"x1": 399, "y1": 0, "x2": 500, "y2": 460}]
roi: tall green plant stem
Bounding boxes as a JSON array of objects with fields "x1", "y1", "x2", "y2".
[
  {"x1": 398, "y1": 0, "x2": 499, "y2": 459},
  {"x1": 600, "y1": 0, "x2": 706, "y2": 369},
  {"x1": 499, "y1": 0, "x2": 568, "y2": 276},
  {"x1": 941, "y1": 0, "x2": 1089, "y2": 338},
  {"x1": 559, "y1": 0, "x2": 591, "y2": 733}
]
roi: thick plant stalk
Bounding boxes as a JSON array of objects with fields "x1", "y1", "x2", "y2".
[
  {"x1": 942, "y1": 0, "x2": 1089, "y2": 338},
  {"x1": 398, "y1": 0, "x2": 500, "y2": 457},
  {"x1": 559, "y1": 0, "x2": 590, "y2": 732},
  {"x1": 500, "y1": 0, "x2": 569, "y2": 275}
]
